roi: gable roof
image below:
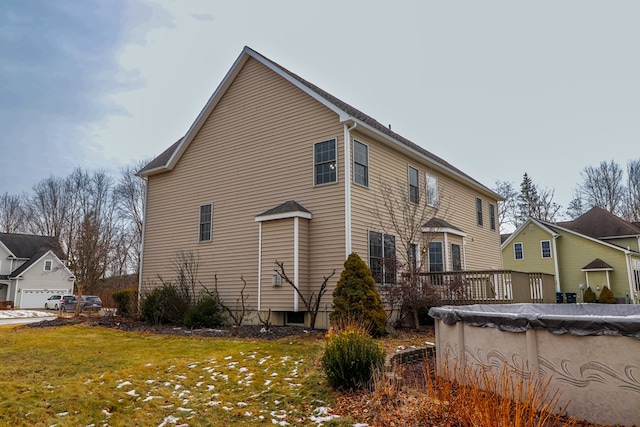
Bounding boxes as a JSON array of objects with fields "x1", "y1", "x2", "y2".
[
  {"x1": 138, "y1": 47, "x2": 500, "y2": 200},
  {"x1": 500, "y1": 218, "x2": 559, "y2": 249},
  {"x1": 581, "y1": 258, "x2": 614, "y2": 271},
  {"x1": 556, "y1": 206, "x2": 640, "y2": 239},
  {"x1": 0, "y1": 233, "x2": 67, "y2": 260},
  {"x1": 255, "y1": 200, "x2": 312, "y2": 222},
  {"x1": 7, "y1": 249, "x2": 75, "y2": 279}
]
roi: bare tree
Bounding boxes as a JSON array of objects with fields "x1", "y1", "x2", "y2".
[
  {"x1": 214, "y1": 274, "x2": 252, "y2": 335},
  {"x1": 26, "y1": 176, "x2": 72, "y2": 239},
  {"x1": 537, "y1": 186, "x2": 562, "y2": 222},
  {"x1": 0, "y1": 192, "x2": 26, "y2": 233},
  {"x1": 274, "y1": 260, "x2": 335, "y2": 329},
  {"x1": 623, "y1": 159, "x2": 640, "y2": 222},
  {"x1": 565, "y1": 188, "x2": 585, "y2": 220},
  {"x1": 492, "y1": 180, "x2": 518, "y2": 232},
  {"x1": 515, "y1": 173, "x2": 560, "y2": 224},
  {"x1": 580, "y1": 160, "x2": 624, "y2": 215}
]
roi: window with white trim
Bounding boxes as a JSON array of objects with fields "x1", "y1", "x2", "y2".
[
  {"x1": 369, "y1": 231, "x2": 397, "y2": 285},
  {"x1": 476, "y1": 197, "x2": 483, "y2": 226},
  {"x1": 44, "y1": 260, "x2": 53, "y2": 271},
  {"x1": 353, "y1": 140, "x2": 368, "y2": 186},
  {"x1": 408, "y1": 166, "x2": 419, "y2": 204},
  {"x1": 541, "y1": 240, "x2": 552, "y2": 258},
  {"x1": 429, "y1": 242, "x2": 444, "y2": 272},
  {"x1": 314, "y1": 139, "x2": 337, "y2": 185},
  {"x1": 489, "y1": 203, "x2": 496, "y2": 231},
  {"x1": 425, "y1": 173, "x2": 439, "y2": 206},
  {"x1": 451, "y1": 243, "x2": 462, "y2": 271},
  {"x1": 199, "y1": 204, "x2": 212, "y2": 242},
  {"x1": 514, "y1": 242, "x2": 524, "y2": 260}
]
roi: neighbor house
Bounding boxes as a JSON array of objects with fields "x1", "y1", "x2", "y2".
[
  {"x1": 502, "y1": 207, "x2": 640, "y2": 303},
  {"x1": 138, "y1": 46, "x2": 503, "y2": 327},
  {"x1": 0, "y1": 233, "x2": 75, "y2": 308}
]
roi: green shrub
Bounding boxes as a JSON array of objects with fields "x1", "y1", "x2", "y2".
[
  {"x1": 112, "y1": 288, "x2": 138, "y2": 317},
  {"x1": 330, "y1": 253, "x2": 387, "y2": 337},
  {"x1": 184, "y1": 294, "x2": 226, "y2": 328},
  {"x1": 583, "y1": 287, "x2": 596, "y2": 303},
  {"x1": 141, "y1": 284, "x2": 189, "y2": 325},
  {"x1": 322, "y1": 322, "x2": 385, "y2": 391},
  {"x1": 599, "y1": 286, "x2": 617, "y2": 304}
]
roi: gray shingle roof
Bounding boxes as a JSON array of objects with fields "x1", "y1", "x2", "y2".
[
  {"x1": 581, "y1": 258, "x2": 613, "y2": 270},
  {"x1": 138, "y1": 47, "x2": 499, "y2": 198},
  {"x1": 257, "y1": 201, "x2": 311, "y2": 217},
  {"x1": 0, "y1": 233, "x2": 66, "y2": 260},
  {"x1": 423, "y1": 217, "x2": 464, "y2": 232},
  {"x1": 556, "y1": 206, "x2": 640, "y2": 239}
]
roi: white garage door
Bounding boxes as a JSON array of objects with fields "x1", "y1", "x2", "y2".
[{"x1": 20, "y1": 289, "x2": 68, "y2": 309}]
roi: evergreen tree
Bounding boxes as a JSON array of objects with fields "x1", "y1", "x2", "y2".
[
  {"x1": 515, "y1": 173, "x2": 540, "y2": 226},
  {"x1": 330, "y1": 253, "x2": 387, "y2": 337}
]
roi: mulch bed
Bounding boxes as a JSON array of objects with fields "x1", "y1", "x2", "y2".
[{"x1": 26, "y1": 315, "x2": 326, "y2": 340}]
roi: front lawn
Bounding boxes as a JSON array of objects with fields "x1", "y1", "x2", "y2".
[{"x1": 0, "y1": 324, "x2": 340, "y2": 426}]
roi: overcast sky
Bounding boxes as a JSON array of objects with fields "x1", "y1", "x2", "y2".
[{"x1": 1, "y1": 1, "x2": 638, "y2": 214}]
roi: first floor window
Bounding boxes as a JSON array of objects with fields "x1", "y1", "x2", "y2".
[
  {"x1": 429, "y1": 242, "x2": 444, "y2": 272},
  {"x1": 514, "y1": 242, "x2": 524, "y2": 260},
  {"x1": 541, "y1": 240, "x2": 551, "y2": 258},
  {"x1": 408, "y1": 166, "x2": 419, "y2": 204},
  {"x1": 451, "y1": 243, "x2": 462, "y2": 271},
  {"x1": 314, "y1": 139, "x2": 337, "y2": 185},
  {"x1": 353, "y1": 140, "x2": 368, "y2": 186},
  {"x1": 369, "y1": 231, "x2": 397, "y2": 285},
  {"x1": 199, "y1": 204, "x2": 212, "y2": 242},
  {"x1": 44, "y1": 260, "x2": 52, "y2": 271},
  {"x1": 476, "y1": 197, "x2": 483, "y2": 226}
]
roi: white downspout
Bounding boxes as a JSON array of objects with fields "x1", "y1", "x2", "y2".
[
  {"x1": 443, "y1": 233, "x2": 450, "y2": 271},
  {"x1": 462, "y1": 238, "x2": 467, "y2": 270},
  {"x1": 257, "y1": 222, "x2": 262, "y2": 311},
  {"x1": 552, "y1": 234, "x2": 561, "y2": 292},
  {"x1": 625, "y1": 253, "x2": 635, "y2": 302},
  {"x1": 344, "y1": 122, "x2": 357, "y2": 258},
  {"x1": 294, "y1": 217, "x2": 299, "y2": 312},
  {"x1": 138, "y1": 177, "x2": 148, "y2": 307}
]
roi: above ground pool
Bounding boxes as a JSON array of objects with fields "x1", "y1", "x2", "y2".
[{"x1": 429, "y1": 303, "x2": 640, "y2": 426}]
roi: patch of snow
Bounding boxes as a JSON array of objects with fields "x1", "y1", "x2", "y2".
[
  {"x1": 0, "y1": 310, "x2": 56, "y2": 319},
  {"x1": 125, "y1": 390, "x2": 139, "y2": 397},
  {"x1": 157, "y1": 415, "x2": 180, "y2": 427},
  {"x1": 116, "y1": 381, "x2": 132, "y2": 389}
]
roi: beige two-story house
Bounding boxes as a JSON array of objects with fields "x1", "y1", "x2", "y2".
[{"x1": 138, "y1": 46, "x2": 502, "y2": 327}]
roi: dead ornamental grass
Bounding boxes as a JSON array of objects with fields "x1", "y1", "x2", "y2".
[{"x1": 0, "y1": 324, "x2": 337, "y2": 426}]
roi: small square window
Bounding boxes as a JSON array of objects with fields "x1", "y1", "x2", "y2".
[
  {"x1": 44, "y1": 260, "x2": 53, "y2": 271},
  {"x1": 514, "y1": 242, "x2": 524, "y2": 260}
]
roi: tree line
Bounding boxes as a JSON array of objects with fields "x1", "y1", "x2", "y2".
[
  {"x1": 0, "y1": 160, "x2": 147, "y2": 294},
  {"x1": 494, "y1": 158, "x2": 640, "y2": 233}
]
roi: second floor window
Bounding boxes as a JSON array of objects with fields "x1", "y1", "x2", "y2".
[
  {"x1": 514, "y1": 242, "x2": 524, "y2": 260},
  {"x1": 489, "y1": 203, "x2": 496, "y2": 231},
  {"x1": 408, "y1": 166, "x2": 419, "y2": 204},
  {"x1": 314, "y1": 139, "x2": 337, "y2": 185},
  {"x1": 44, "y1": 260, "x2": 52, "y2": 271},
  {"x1": 476, "y1": 197, "x2": 483, "y2": 226},
  {"x1": 541, "y1": 240, "x2": 551, "y2": 258},
  {"x1": 199, "y1": 204, "x2": 212, "y2": 242},
  {"x1": 425, "y1": 173, "x2": 439, "y2": 206},
  {"x1": 353, "y1": 140, "x2": 368, "y2": 186}
]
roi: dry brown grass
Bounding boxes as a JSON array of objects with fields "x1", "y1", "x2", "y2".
[{"x1": 333, "y1": 357, "x2": 607, "y2": 427}]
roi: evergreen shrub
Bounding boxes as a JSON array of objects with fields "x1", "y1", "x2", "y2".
[
  {"x1": 330, "y1": 253, "x2": 387, "y2": 337},
  {"x1": 321, "y1": 321, "x2": 385, "y2": 391},
  {"x1": 183, "y1": 294, "x2": 226, "y2": 328},
  {"x1": 599, "y1": 286, "x2": 617, "y2": 304},
  {"x1": 141, "y1": 284, "x2": 189, "y2": 325},
  {"x1": 112, "y1": 288, "x2": 138, "y2": 317},
  {"x1": 583, "y1": 287, "x2": 596, "y2": 303}
]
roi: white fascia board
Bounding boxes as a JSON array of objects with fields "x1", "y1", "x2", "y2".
[
  {"x1": 342, "y1": 117, "x2": 501, "y2": 201},
  {"x1": 542, "y1": 221, "x2": 633, "y2": 255},
  {"x1": 255, "y1": 211, "x2": 312, "y2": 222},
  {"x1": 500, "y1": 218, "x2": 557, "y2": 249},
  {"x1": 581, "y1": 267, "x2": 614, "y2": 272},
  {"x1": 421, "y1": 227, "x2": 467, "y2": 237},
  {"x1": 17, "y1": 250, "x2": 75, "y2": 278}
]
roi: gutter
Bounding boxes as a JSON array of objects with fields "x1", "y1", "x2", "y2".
[
  {"x1": 137, "y1": 177, "x2": 149, "y2": 310},
  {"x1": 344, "y1": 122, "x2": 357, "y2": 257}
]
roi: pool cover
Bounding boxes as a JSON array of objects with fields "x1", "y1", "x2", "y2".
[{"x1": 428, "y1": 303, "x2": 640, "y2": 339}]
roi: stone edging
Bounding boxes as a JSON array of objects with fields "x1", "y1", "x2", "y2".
[{"x1": 385, "y1": 344, "x2": 435, "y2": 370}]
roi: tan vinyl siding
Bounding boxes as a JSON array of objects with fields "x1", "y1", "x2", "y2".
[
  {"x1": 260, "y1": 218, "x2": 296, "y2": 311},
  {"x1": 501, "y1": 224, "x2": 556, "y2": 275},
  {"x1": 349, "y1": 129, "x2": 502, "y2": 272},
  {"x1": 141, "y1": 57, "x2": 345, "y2": 309}
]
